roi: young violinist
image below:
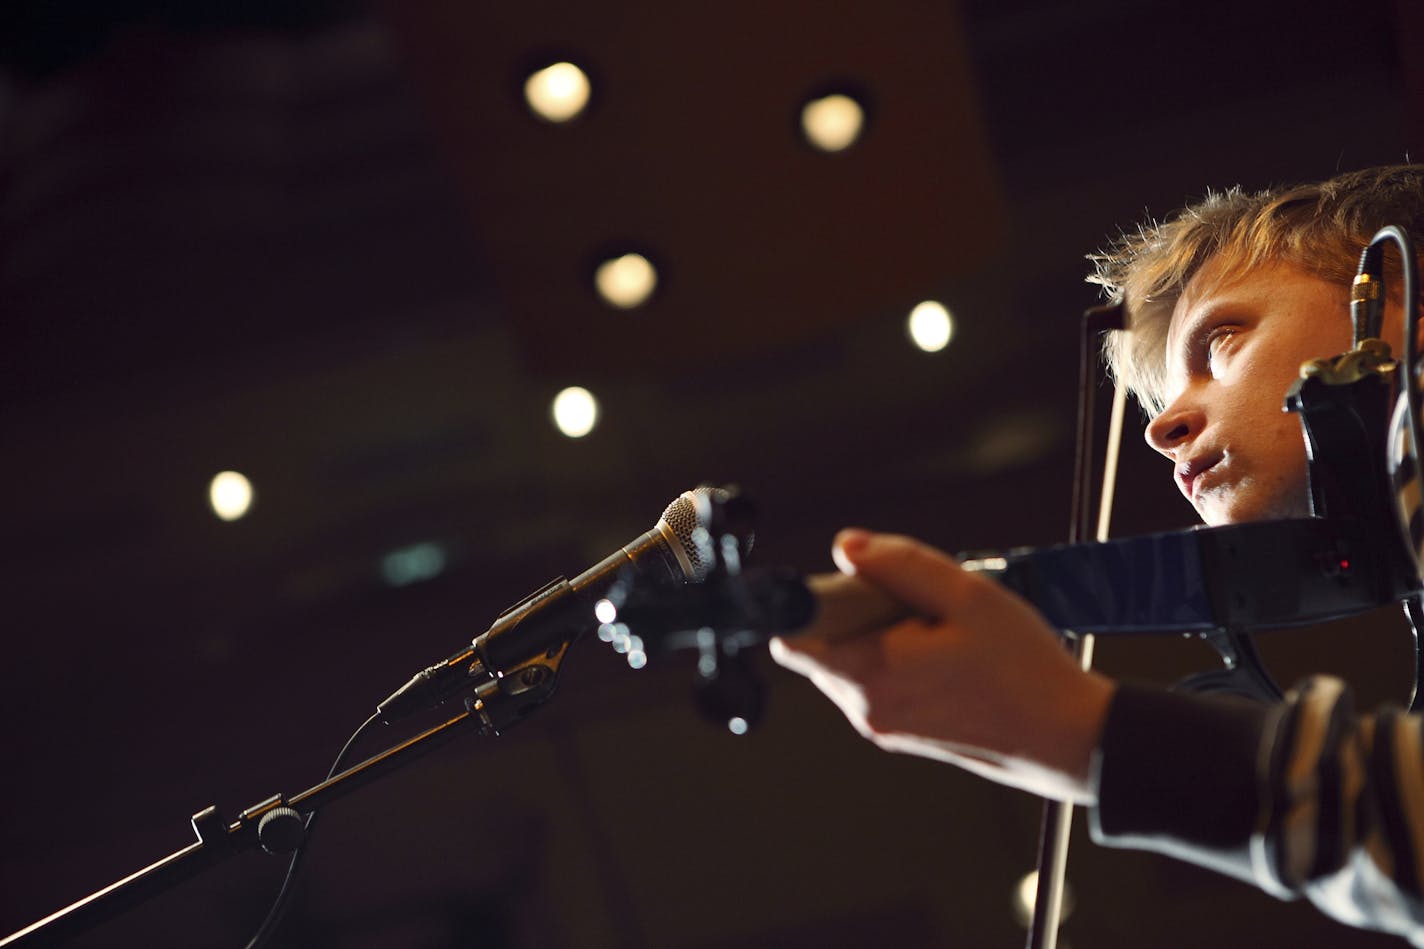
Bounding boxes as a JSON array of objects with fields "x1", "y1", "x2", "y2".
[{"x1": 771, "y1": 164, "x2": 1424, "y2": 942}]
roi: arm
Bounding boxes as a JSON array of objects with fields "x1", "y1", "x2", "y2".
[
  {"x1": 772, "y1": 529, "x2": 1424, "y2": 943},
  {"x1": 1096, "y1": 675, "x2": 1424, "y2": 944}
]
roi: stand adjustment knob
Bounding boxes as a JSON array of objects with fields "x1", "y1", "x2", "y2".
[{"x1": 257, "y1": 807, "x2": 305, "y2": 855}]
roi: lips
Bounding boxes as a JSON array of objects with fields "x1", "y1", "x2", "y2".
[{"x1": 1176, "y1": 454, "x2": 1223, "y2": 501}]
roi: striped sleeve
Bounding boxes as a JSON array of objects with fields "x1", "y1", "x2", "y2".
[{"x1": 1090, "y1": 677, "x2": 1424, "y2": 944}]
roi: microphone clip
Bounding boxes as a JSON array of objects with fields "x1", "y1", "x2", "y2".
[{"x1": 464, "y1": 640, "x2": 572, "y2": 736}]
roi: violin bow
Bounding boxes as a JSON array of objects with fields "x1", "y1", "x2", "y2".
[{"x1": 1026, "y1": 302, "x2": 1127, "y2": 949}]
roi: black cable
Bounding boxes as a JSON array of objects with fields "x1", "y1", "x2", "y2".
[
  {"x1": 1385, "y1": 227, "x2": 1422, "y2": 712},
  {"x1": 244, "y1": 711, "x2": 381, "y2": 949},
  {"x1": 1385, "y1": 227, "x2": 1422, "y2": 510}
]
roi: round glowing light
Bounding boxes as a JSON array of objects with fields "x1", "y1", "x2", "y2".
[
  {"x1": 594, "y1": 598, "x2": 618, "y2": 624},
  {"x1": 801, "y1": 93, "x2": 865, "y2": 152},
  {"x1": 209, "y1": 470, "x2": 254, "y2": 521},
  {"x1": 1013, "y1": 869, "x2": 1075, "y2": 927},
  {"x1": 523, "y1": 62, "x2": 591, "y2": 123},
  {"x1": 594, "y1": 253, "x2": 658, "y2": 309},
  {"x1": 1014, "y1": 870, "x2": 1040, "y2": 922},
  {"x1": 728, "y1": 716, "x2": 749, "y2": 735},
  {"x1": 552, "y1": 386, "x2": 600, "y2": 438},
  {"x1": 907, "y1": 300, "x2": 955, "y2": 352}
]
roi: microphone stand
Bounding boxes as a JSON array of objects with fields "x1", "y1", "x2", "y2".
[
  {"x1": 0, "y1": 682, "x2": 548, "y2": 948},
  {"x1": 4, "y1": 487, "x2": 720, "y2": 948}
]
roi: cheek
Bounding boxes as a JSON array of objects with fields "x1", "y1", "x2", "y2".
[
  {"x1": 1212, "y1": 378, "x2": 1293, "y2": 429},
  {"x1": 1223, "y1": 348, "x2": 1311, "y2": 419},
  {"x1": 1232, "y1": 403, "x2": 1310, "y2": 509},
  {"x1": 1213, "y1": 356, "x2": 1310, "y2": 485},
  {"x1": 1256, "y1": 427, "x2": 1308, "y2": 477}
]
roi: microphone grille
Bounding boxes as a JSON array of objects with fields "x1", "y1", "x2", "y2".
[{"x1": 659, "y1": 485, "x2": 732, "y2": 580}]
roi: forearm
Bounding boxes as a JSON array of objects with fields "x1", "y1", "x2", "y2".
[
  {"x1": 1090, "y1": 682, "x2": 1272, "y2": 886},
  {"x1": 1092, "y1": 677, "x2": 1424, "y2": 944}
]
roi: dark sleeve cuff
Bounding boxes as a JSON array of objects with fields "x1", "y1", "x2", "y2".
[{"x1": 1090, "y1": 681, "x2": 1276, "y2": 885}]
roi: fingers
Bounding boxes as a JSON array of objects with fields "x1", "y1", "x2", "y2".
[
  {"x1": 769, "y1": 630, "x2": 881, "y2": 682},
  {"x1": 796, "y1": 573, "x2": 908, "y2": 643},
  {"x1": 831, "y1": 529, "x2": 979, "y2": 622},
  {"x1": 767, "y1": 634, "x2": 823, "y2": 677},
  {"x1": 768, "y1": 634, "x2": 877, "y2": 738}
]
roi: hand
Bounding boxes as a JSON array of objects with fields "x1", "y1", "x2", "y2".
[{"x1": 770, "y1": 529, "x2": 1115, "y2": 804}]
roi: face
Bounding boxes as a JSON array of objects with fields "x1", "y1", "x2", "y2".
[{"x1": 1144, "y1": 257, "x2": 1356, "y2": 525}]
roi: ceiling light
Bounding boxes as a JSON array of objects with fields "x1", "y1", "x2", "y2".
[
  {"x1": 907, "y1": 300, "x2": 954, "y2": 352},
  {"x1": 209, "y1": 471, "x2": 254, "y2": 521},
  {"x1": 552, "y1": 386, "x2": 600, "y2": 438},
  {"x1": 594, "y1": 253, "x2": 657, "y2": 309},
  {"x1": 801, "y1": 93, "x2": 865, "y2": 152},
  {"x1": 1013, "y1": 869, "x2": 1075, "y2": 927},
  {"x1": 524, "y1": 61, "x2": 591, "y2": 123}
]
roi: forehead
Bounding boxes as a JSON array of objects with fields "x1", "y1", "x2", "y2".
[
  {"x1": 1165, "y1": 256, "x2": 1342, "y2": 350},
  {"x1": 1166, "y1": 256, "x2": 1257, "y2": 348},
  {"x1": 1160, "y1": 255, "x2": 1351, "y2": 386}
]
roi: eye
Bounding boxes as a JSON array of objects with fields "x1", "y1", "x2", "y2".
[{"x1": 1203, "y1": 326, "x2": 1238, "y2": 372}]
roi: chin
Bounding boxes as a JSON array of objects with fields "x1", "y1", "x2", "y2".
[{"x1": 1198, "y1": 488, "x2": 1311, "y2": 526}]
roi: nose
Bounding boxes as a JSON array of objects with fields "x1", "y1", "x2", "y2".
[{"x1": 1144, "y1": 397, "x2": 1202, "y2": 458}]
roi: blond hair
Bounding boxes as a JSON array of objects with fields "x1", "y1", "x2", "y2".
[{"x1": 1089, "y1": 164, "x2": 1424, "y2": 416}]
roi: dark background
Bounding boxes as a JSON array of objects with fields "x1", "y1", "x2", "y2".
[{"x1": 1, "y1": 0, "x2": 1421, "y2": 946}]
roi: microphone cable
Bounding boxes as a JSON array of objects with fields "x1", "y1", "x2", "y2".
[
  {"x1": 240, "y1": 485, "x2": 731, "y2": 946},
  {"x1": 244, "y1": 711, "x2": 381, "y2": 949}
]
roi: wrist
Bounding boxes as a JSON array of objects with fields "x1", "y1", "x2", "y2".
[{"x1": 1035, "y1": 671, "x2": 1116, "y2": 802}]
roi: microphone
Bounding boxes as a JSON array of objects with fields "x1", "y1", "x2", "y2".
[{"x1": 377, "y1": 485, "x2": 734, "y2": 723}]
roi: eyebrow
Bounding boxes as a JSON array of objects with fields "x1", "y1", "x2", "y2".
[
  {"x1": 1165, "y1": 297, "x2": 1251, "y2": 382},
  {"x1": 1167, "y1": 301, "x2": 1221, "y2": 361}
]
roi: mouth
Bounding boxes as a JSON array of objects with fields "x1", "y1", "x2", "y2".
[{"x1": 1176, "y1": 454, "x2": 1223, "y2": 501}]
